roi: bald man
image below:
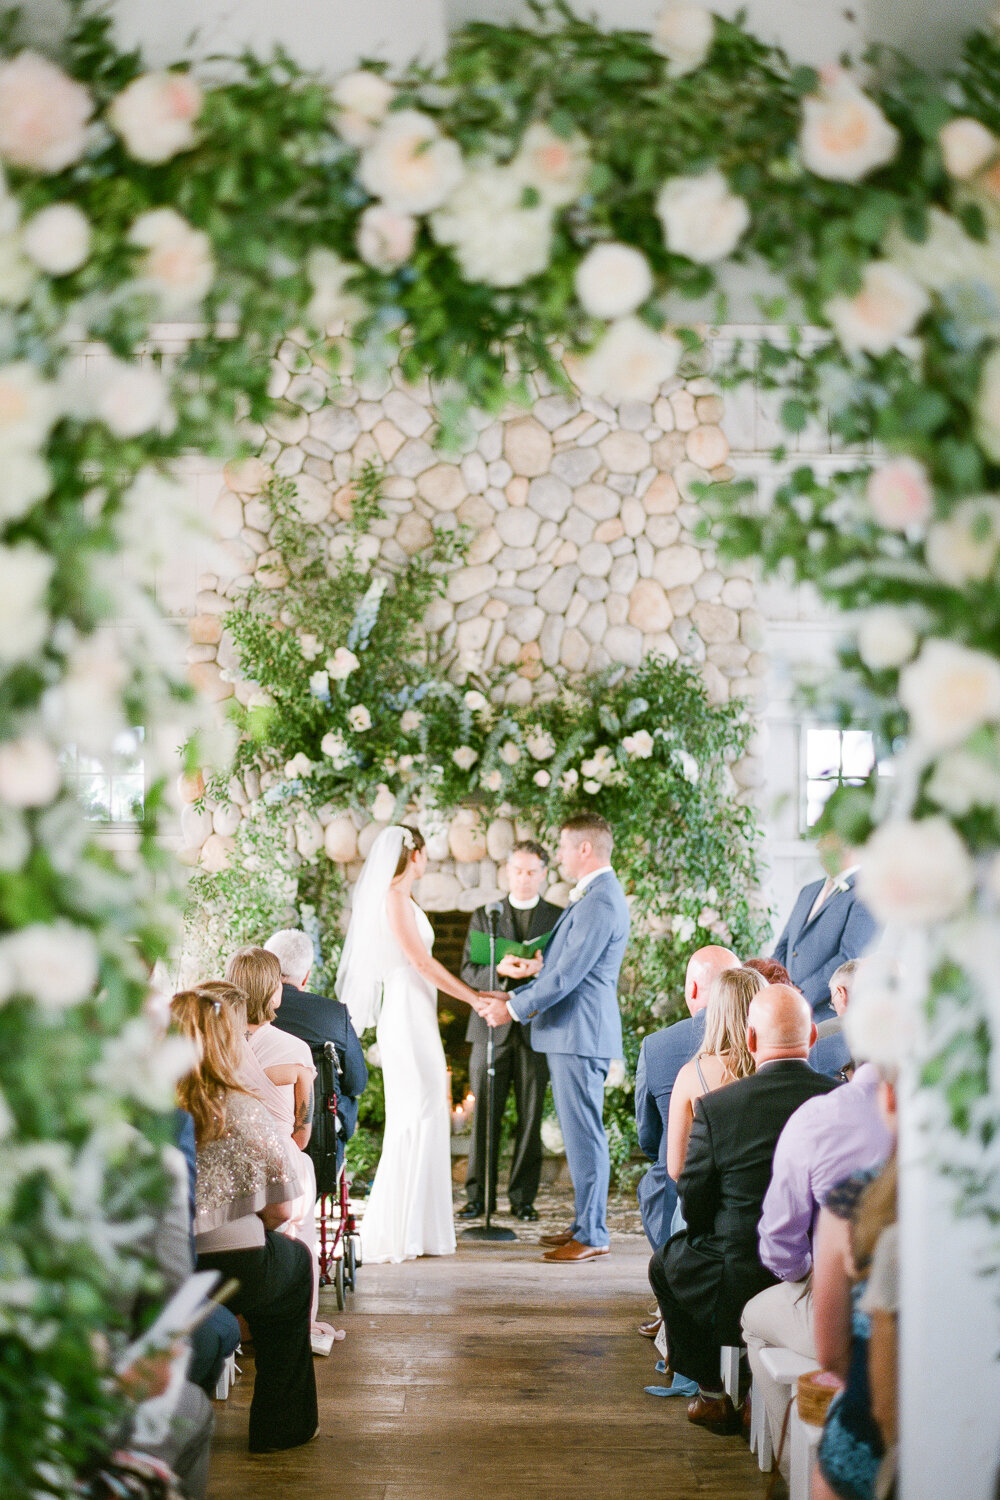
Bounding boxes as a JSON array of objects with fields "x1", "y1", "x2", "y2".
[
  {"x1": 648, "y1": 985, "x2": 839, "y2": 1434},
  {"x1": 635, "y1": 946, "x2": 741, "y2": 1261}
]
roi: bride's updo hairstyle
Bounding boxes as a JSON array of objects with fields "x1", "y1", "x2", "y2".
[
  {"x1": 225, "y1": 946, "x2": 283, "y2": 1024},
  {"x1": 393, "y1": 824, "x2": 425, "y2": 878}
]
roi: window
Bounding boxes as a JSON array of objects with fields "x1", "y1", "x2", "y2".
[
  {"x1": 61, "y1": 728, "x2": 145, "y2": 824},
  {"x1": 803, "y1": 727, "x2": 875, "y2": 830}
]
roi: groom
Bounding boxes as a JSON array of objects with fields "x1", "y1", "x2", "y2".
[{"x1": 481, "y1": 814, "x2": 629, "y2": 1262}]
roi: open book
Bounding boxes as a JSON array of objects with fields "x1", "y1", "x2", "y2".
[{"x1": 467, "y1": 928, "x2": 554, "y2": 967}]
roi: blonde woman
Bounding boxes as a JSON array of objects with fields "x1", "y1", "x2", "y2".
[
  {"x1": 220, "y1": 950, "x2": 340, "y2": 1353},
  {"x1": 666, "y1": 966, "x2": 765, "y2": 1185},
  {"x1": 172, "y1": 986, "x2": 317, "y2": 1454}
]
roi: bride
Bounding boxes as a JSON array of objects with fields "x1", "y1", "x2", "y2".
[{"x1": 336, "y1": 824, "x2": 495, "y2": 1264}]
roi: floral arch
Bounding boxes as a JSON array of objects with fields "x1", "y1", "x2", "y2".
[{"x1": 0, "y1": 0, "x2": 998, "y2": 1489}]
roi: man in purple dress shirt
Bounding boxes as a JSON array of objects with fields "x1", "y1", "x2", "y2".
[{"x1": 741, "y1": 1060, "x2": 893, "y2": 1456}]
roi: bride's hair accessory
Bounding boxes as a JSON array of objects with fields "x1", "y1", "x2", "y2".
[{"x1": 400, "y1": 826, "x2": 415, "y2": 850}]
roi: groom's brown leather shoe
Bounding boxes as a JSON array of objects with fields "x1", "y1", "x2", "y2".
[
  {"x1": 542, "y1": 1240, "x2": 609, "y2": 1262},
  {"x1": 686, "y1": 1392, "x2": 740, "y2": 1435},
  {"x1": 539, "y1": 1228, "x2": 575, "y2": 1247}
]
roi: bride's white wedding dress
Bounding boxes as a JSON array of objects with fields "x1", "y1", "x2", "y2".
[{"x1": 359, "y1": 899, "x2": 457, "y2": 1265}]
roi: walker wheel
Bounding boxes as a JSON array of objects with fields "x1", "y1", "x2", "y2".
[
  {"x1": 334, "y1": 1254, "x2": 345, "y2": 1310},
  {"x1": 345, "y1": 1235, "x2": 357, "y2": 1292}
]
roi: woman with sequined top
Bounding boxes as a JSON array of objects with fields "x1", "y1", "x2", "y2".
[{"x1": 171, "y1": 987, "x2": 319, "y2": 1455}]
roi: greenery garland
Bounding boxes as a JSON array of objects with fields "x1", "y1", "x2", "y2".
[{"x1": 0, "y1": 0, "x2": 995, "y2": 1490}]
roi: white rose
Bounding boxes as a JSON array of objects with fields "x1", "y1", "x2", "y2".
[
  {"x1": 525, "y1": 728, "x2": 556, "y2": 760},
  {"x1": 21, "y1": 203, "x2": 90, "y2": 275},
  {"x1": 452, "y1": 745, "x2": 478, "y2": 770},
  {"x1": 825, "y1": 260, "x2": 928, "y2": 357},
  {"x1": 499, "y1": 740, "x2": 521, "y2": 766},
  {"x1": 483, "y1": 768, "x2": 504, "y2": 791},
  {"x1": 308, "y1": 670, "x2": 330, "y2": 698},
  {"x1": 974, "y1": 348, "x2": 1000, "y2": 462},
  {"x1": 926, "y1": 746, "x2": 1000, "y2": 816},
  {"x1": 574, "y1": 243, "x2": 653, "y2": 320},
  {"x1": 0, "y1": 920, "x2": 98, "y2": 1009},
  {"x1": 533, "y1": 769, "x2": 551, "y2": 788},
  {"x1": 321, "y1": 730, "x2": 351, "y2": 766},
  {"x1": 865, "y1": 458, "x2": 933, "y2": 531},
  {"x1": 305, "y1": 247, "x2": 363, "y2": 331},
  {"x1": 299, "y1": 633, "x2": 321, "y2": 660},
  {"x1": 432, "y1": 163, "x2": 552, "y2": 287},
  {"x1": 0, "y1": 53, "x2": 92, "y2": 174},
  {"x1": 464, "y1": 690, "x2": 489, "y2": 713},
  {"x1": 858, "y1": 816, "x2": 974, "y2": 925},
  {"x1": 842, "y1": 960, "x2": 917, "y2": 1070},
  {"x1": 924, "y1": 496, "x2": 1000, "y2": 586},
  {"x1": 328, "y1": 646, "x2": 360, "y2": 679},
  {"x1": 107, "y1": 71, "x2": 202, "y2": 164},
  {"x1": 583, "y1": 779, "x2": 601, "y2": 794},
  {"x1": 0, "y1": 232, "x2": 34, "y2": 304},
  {"x1": 93, "y1": 359, "x2": 171, "y2": 437},
  {"x1": 939, "y1": 116, "x2": 996, "y2": 180},
  {"x1": 0, "y1": 736, "x2": 60, "y2": 806},
  {"x1": 899, "y1": 638, "x2": 1000, "y2": 752},
  {"x1": 356, "y1": 204, "x2": 417, "y2": 270},
  {"x1": 372, "y1": 784, "x2": 396, "y2": 822},
  {"x1": 401, "y1": 709, "x2": 423, "y2": 733},
  {"x1": 623, "y1": 729, "x2": 655, "y2": 758},
  {"x1": 655, "y1": 169, "x2": 750, "y2": 264},
  {"x1": 513, "y1": 122, "x2": 590, "y2": 208},
  {"x1": 331, "y1": 70, "x2": 395, "y2": 149},
  {"x1": 0, "y1": 451, "x2": 50, "y2": 520},
  {"x1": 572, "y1": 316, "x2": 682, "y2": 403},
  {"x1": 129, "y1": 207, "x2": 214, "y2": 311},
  {"x1": 540, "y1": 1116, "x2": 564, "y2": 1155},
  {"x1": 652, "y1": 0, "x2": 713, "y2": 74},
  {"x1": 560, "y1": 768, "x2": 579, "y2": 791},
  {"x1": 0, "y1": 361, "x2": 57, "y2": 453},
  {"x1": 799, "y1": 71, "x2": 899, "y2": 182},
  {"x1": 677, "y1": 749, "x2": 699, "y2": 783},
  {"x1": 347, "y1": 704, "x2": 371, "y2": 732},
  {"x1": 856, "y1": 607, "x2": 917, "y2": 671},
  {"x1": 0, "y1": 543, "x2": 53, "y2": 662},
  {"x1": 360, "y1": 109, "x2": 464, "y2": 215},
  {"x1": 284, "y1": 752, "x2": 313, "y2": 779}
]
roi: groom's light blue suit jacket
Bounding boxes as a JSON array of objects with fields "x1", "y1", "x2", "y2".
[{"x1": 509, "y1": 870, "x2": 628, "y2": 1059}]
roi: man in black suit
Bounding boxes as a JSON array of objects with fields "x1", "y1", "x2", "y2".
[
  {"x1": 458, "y1": 841, "x2": 561, "y2": 1223},
  {"x1": 264, "y1": 927, "x2": 368, "y2": 1151},
  {"x1": 648, "y1": 984, "x2": 839, "y2": 1433}
]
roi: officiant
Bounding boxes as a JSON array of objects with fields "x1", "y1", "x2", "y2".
[{"x1": 458, "y1": 840, "x2": 561, "y2": 1223}]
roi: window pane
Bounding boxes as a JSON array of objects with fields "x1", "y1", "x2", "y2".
[
  {"x1": 805, "y1": 729, "x2": 842, "y2": 780},
  {"x1": 841, "y1": 730, "x2": 875, "y2": 779},
  {"x1": 806, "y1": 778, "x2": 837, "y2": 827},
  {"x1": 77, "y1": 773, "x2": 111, "y2": 821},
  {"x1": 110, "y1": 775, "x2": 145, "y2": 823}
]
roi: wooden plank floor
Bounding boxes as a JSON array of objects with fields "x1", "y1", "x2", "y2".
[{"x1": 207, "y1": 1232, "x2": 772, "y2": 1500}]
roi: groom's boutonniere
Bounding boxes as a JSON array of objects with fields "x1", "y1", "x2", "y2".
[
  {"x1": 832, "y1": 875, "x2": 851, "y2": 895},
  {"x1": 568, "y1": 882, "x2": 588, "y2": 903}
]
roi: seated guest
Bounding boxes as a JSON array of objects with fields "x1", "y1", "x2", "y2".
[
  {"x1": 635, "y1": 946, "x2": 741, "y2": 1256},
  {"x1": 215, "y1": 957, "x2": 337, "y2": 1355},
  {"x1": 814, "y1": 1082, "x2": 898, "y2": 1500},
  {"x1": 744, "y1": 957, "x2": 791, "y2": 986},
  {"x1": 648, "y1": 985, "x2": 838, "y2": 1433},
  {"x1": 810, "y1": 958, "x2": 862, "y2": 1078},
  {"x1": 172, "y1": 986, "x2": 318, "y2": 1454},
  {"x1": 666, "y1": 966, "x2": 765, "y2": 1189},
  {"x1": 172, "y1": 1106, "x2": 241, "y2": 1395},
  {"x1": 771, "y1": 850, "x2": 877, "y2": 1022},
  {"x1": 265, "y1": 927, "x2": 368, "y2": 1154},
  {"x1": 741, "y1": 1051, "x2": 892, "y2": 1461}
]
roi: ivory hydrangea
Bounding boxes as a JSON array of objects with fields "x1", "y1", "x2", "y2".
[
  {"x1": 21, "y1": 203, "x2": 91, "y2": 275},
  {"x1": 360, "y1": 110, "x2": 464, "y2": 215},
  {"x1": 656, "y1": 169, "x2": 750, "y2": 264},
  {"x1": 432, "y1": 163, "x2": 552, "y2": 287}
]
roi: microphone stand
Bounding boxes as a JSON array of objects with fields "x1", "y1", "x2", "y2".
[{"x1": 461, "y1": 904, "x2": 517, "y2": 1244}]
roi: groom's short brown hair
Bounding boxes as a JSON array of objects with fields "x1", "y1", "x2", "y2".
[{"x1": 561, "y1": 813, "x2": 613, "y2": 859}]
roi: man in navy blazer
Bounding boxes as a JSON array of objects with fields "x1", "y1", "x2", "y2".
[
  {"x1": 771, "y1": 856, "x2": 877, "y2": 1023},
  {"x1": 635, "y1": 946, "x2": 741, "y2": 1254},
  {"x1": 480, "y1": 814, "x2": 629, "y2": 1262}
]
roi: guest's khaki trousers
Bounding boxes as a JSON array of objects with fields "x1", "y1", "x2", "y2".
[{"x1": 741, "y1": 1276, "x2": 815, "y2": 1470}]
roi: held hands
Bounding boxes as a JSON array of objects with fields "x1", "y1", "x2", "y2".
[
  {"x1": 496, "y1": 950, "x2": 544, "y2": 980},
  {"x1": 478, "y1": 992, "x2": 512, "y2": 1028}
]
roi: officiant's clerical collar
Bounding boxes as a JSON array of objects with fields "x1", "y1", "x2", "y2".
[{"x1": 509, "y1": 895, "x2": 540, "y2": 911}]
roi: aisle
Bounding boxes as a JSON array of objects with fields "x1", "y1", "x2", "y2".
[{"x1": 207, "y1": 1232, "x2": 771, "y2": 1499}]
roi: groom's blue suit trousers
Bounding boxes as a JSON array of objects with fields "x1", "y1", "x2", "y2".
[{"x1": 547, "y1": 1052, "x2": 611, "y2": 1248}]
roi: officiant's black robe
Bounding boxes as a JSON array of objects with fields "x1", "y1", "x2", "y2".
[{"x1": 460, "y1": 894, "x2": 561, "y2": 1212}]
